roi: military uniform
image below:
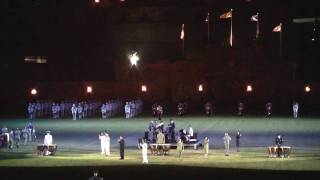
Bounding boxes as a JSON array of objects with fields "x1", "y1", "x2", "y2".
[
  {"x1": 9, "y1": 130, "x2": 14, "y2": 149},
  {"x1": 238, "y1": 102, "x2": 244, "y2": 116},
  {"x1": 236, "y1": 131, "x2": 242, "y2": 152},
  {"x1": 168, "y1": 120, "x2": 176, "y2": 143},
  {"x1": 124, "y1": 102, "x2": 130, "y2": 119},
  {"x1": 21, "y1": 127, "x2": 28, "y2": 145},
  {"x1": 118, "y1": 137, "x2": 125, "y2": 160},
  {"x1": 176, "y1": 139, "x2": 184, "y2": 159},
  {"x1": 223, "y1": 133, "x2": 231, "y2": 156},
  {"x1": 293, "y1": 102, "x2": 299, "y2": 118},
  {"x1": 156, "y1": 105, "x2": 163, "y2": 120},
  {"x1": 205, "y1": 102, "x2": 213, "y2": 116},
  {"x1": 71, "y1": 104, "x2": 77, "y2": 120},
  {"x1": 265, "y1": 102, "x2": 272, "y2": 117},
  {"x1": 141, "y1": 141, "x2": 148, "y2": 164},
  {"x1": 203, "y1": 137, "x2": 209, "y2": 158},
  {"x1": 275, "y1": 135, "x2": 283, "y2": 157},
  {"x1": 156, "y1": 132, "x2": 165, "y2": 144},
  {"x1": 14, "y1": 128, "x2": 21, "y2": 148}
]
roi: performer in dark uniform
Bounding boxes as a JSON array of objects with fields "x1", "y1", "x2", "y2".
[
  {"x1": 156, "y1": 105, "x2": 163, "y2": 120},
  {"x1": 235, "y1": 130, "x2": 242, "y2": 152},
  {"x1": 158, "y1": 120, "x2": 164, "y2": 132},
  {"x1": 118, "y1": 136, "x2": 125, "y2": 160},
  {"x1": 238, "y1": 102, "x2": 244, "y2": 116},
  {"x1": 152, "y1": 103, "x2": 157, "y2": 118},
  {"x1": 205, "y1": 102, "x2": 213, "y2": 116},
  {"x1": 168, "y1": 119, "x2": 176, "y2": 142},
  {"x1": 177, "y1": 103, "x2": 184, "y2": 116},
  {"x1": 275, "y1": 134, "x2": 283, "y2": 157},
  {"x1": 265, "y1": 102, "x2": 272, "y2": 118}
]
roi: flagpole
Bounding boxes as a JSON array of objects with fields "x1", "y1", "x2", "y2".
[
  {"x1": 230, "y1": 9, "x2": 233, "y2": 47},
  {"x1": 182, "y1": 38, "x2": 185, "y2": 56},
  {"x1": 180, "y1": 24, "x2": 185, "y2": 57},
  {"x1": 256, "y1": 13, "x2": 259, "y2": 39},
  {"x1": 207, "y1": 12, "x2": 210, "y2": 42},
  {"x1": 280, "y1": 23, "x2": 282, "y2": 56}
]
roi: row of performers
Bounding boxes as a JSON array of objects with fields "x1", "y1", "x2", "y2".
[
  {"x1": 152, "y1": 103, "x2": 189, "y2": 118},
  {"x1": 152, "y1": 102, "x2": 272, "y2": 118},
  {"x1": 145, "y1": 119, "x2": 195, "y2": 144},
  {"x1": 205, "y1": 102, "x2": 274, "y2": 117}
]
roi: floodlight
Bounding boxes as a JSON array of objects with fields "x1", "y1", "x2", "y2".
[
  {"x1": 31, "y1": 89, "x2": 37, "y2": 95},
  {"x1": 87, "y1": 86, "x2": 93, "y2": 93},
  {"x1": 141, "y1": 85, "x2": 147, "y2": 92}
]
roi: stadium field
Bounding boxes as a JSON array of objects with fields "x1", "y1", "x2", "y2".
[{"x1": 1, "y1": 116, "x2": 320, "y2": 179}]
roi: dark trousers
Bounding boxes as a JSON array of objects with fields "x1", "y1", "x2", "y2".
[
  {"x1": 277, "y1": 145, "x2": 282, "y2": 157},
  {"x1": 120, "y1": 148, "x2": 124, "y2": 159},
  {"x1": 236, "y1": 141, "x2": 240, "y2": 152}
]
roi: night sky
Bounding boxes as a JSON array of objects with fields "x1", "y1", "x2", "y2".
[{"x1": 0, "y1": 0, "x2": 319, "y2": 81}]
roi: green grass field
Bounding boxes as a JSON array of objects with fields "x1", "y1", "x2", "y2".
[{"x1": 1, "y1": 116, "x2": 320, "y2": 179}]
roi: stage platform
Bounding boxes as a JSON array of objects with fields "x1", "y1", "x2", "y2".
[{"x1": 147, "y1": 140, "x2": 202, "y2": 150}]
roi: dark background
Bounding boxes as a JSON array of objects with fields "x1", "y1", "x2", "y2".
[
  {"x1": 0, "y1": 0, "x2": 319, "y2": 80},
  {"x1": 0, "y1": 0, "x2": 319, "y2": 115}
]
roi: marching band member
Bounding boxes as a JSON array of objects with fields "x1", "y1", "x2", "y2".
[
  {"x1": 99, "y1": 132, "x2": 109, "y2": 156},
  {"x1": 203, "y1": 137, "x2": 210, "y2": 158},
  {"x1": 187, "y1": 125, "x2": 194, "y2": 139},
  {"x1": 176, "y1": 138, "x2": 184, "y2": 160},
  {"x1": 205, "y1": 102, "x2": 213, "y2": 116},
  {"x1": 118, "y1": 136, "x2": 125, "y2": 160},
  {"x1": 44, "y1": 131, "x2": 53, "y2": 155},
  {"x1": 71, "y1": 104, "x2": 77, "y2": 120},
  {"x1": 265, "y1": 102, "x2": 272, "y2": 118},
  {"x1": 156, "y1": 104, "x2": 163, "y2": 120},
  {"x1": 236, "y1": 130, "x2": 242, "y2": 152},
  {"x1": 140, "y1": 139, "x2": 148, "y2": 164},
  {"x1": 238, "y1": 102, "x2": 244, "y2": 116},
  {"x1": 124, "y1": 102, "x2": 130, "y2": 119},
  {"x1": 275, "y1": 134, "x2": 283, "y2": 157},
  {"x1": 293, "y1": 101, "x2": 299, "y2": 118},
  {"x1": 223, "y1": 133, "x2": 231, "y2": 156}
]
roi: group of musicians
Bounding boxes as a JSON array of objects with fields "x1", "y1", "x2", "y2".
[
  {"x1": 146, "y1": 119, "x2": 176, "y2": 143},
  {"x1": 145, "y1": 118, "x2": 197, "y2": 145}
]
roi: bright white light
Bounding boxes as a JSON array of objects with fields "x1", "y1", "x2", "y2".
[
  {"x1": 31, "y1": 89, "x2": 37, "y2": 95},
  {"x1": 198, "y1": 84, "x2": 203, "y2": 92},
  {"x1": 246, "y1": 85, "x2": 253, "y2": 92},
  {"x1": 94, "y1": 0, "x2": 100, "y2": 3},
  {"x1": 141, "y1": 85, "x2": 147, "y2": 92},
  {"x1": 129, "y1": 52, "x2": 139, "y2": 66},
  {"x1": 311, "y1": 38, "x2": 315, "y2": 41},
  {"x1": 305, "y1": 86, "x2": 311, "y2": 92},
  {"x1": 87, "y1": 86, "x2": 93, "y2": 93}
]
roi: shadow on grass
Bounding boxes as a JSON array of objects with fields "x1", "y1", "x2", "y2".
[
  {"x1": 1, "y1": 165, "x2": 320, "y2": 180},
  {"x1": 0, "y1": 151, "x2": 34, "y2": 160}
]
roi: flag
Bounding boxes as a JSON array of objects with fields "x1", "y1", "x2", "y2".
[
  {"x1": 273, "y1": 23, "x2": 282, "y2": 32},
  {"x1": 220, "y1": 11, "x2": 232, "y2": 19},
  {"x1": 250, "y1": 13, "x2": 258, "y2": 22},
  {"x1": 180, "y1": 24, "x2": 184, "y2": 40},
  {"x1": 205, "y1": 12, "x2": 210, "y2": 22}
]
